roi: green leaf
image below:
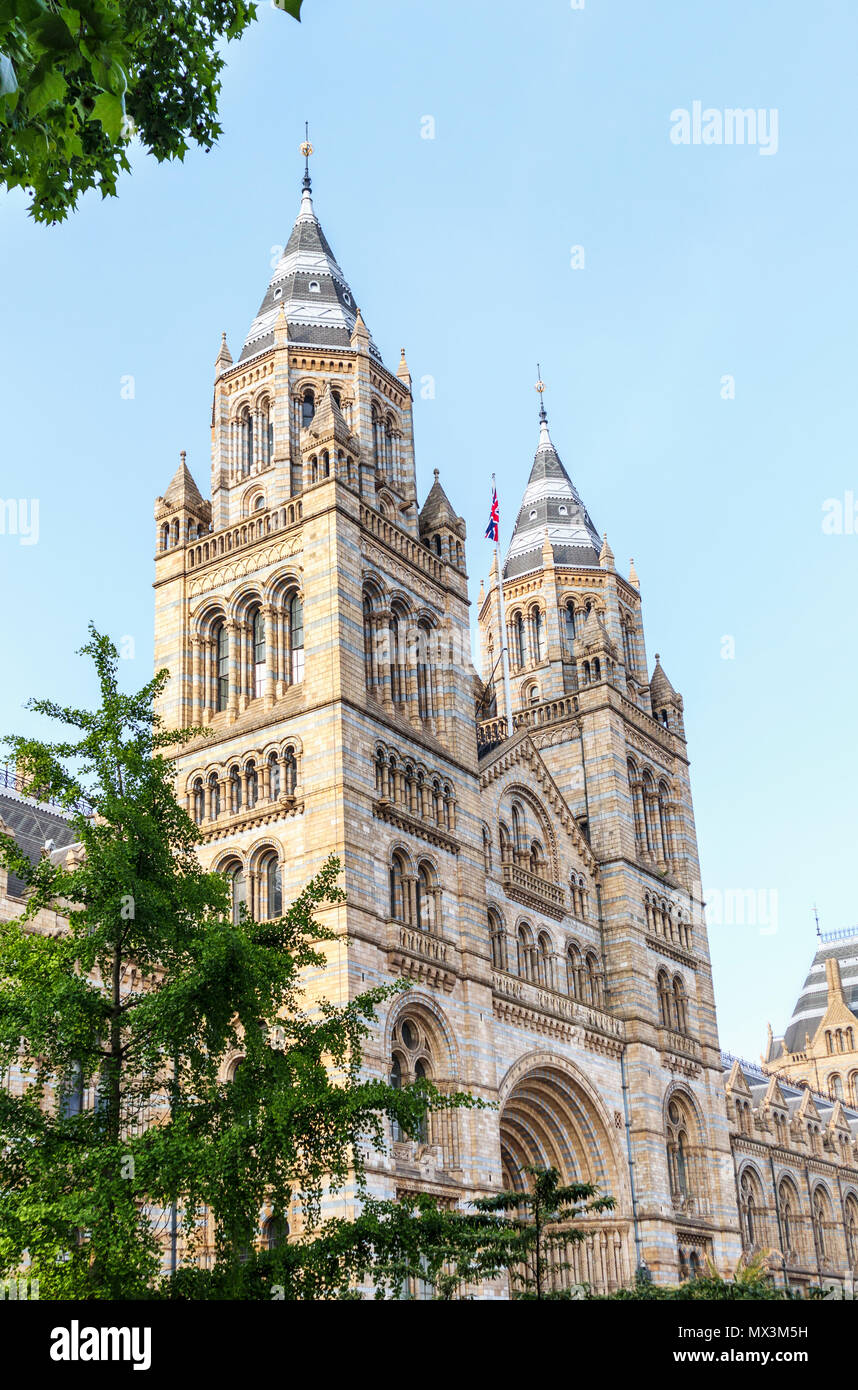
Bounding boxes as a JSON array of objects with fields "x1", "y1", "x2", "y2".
[
  {"x1": 272, "y1": 0, "x2": 302, "y2": 17},
  {"x1": 27, "y1": 69, "x2": 66, "y2": 116},
  {"x1": 91, "y1": 89, "x2": 122, "y2": 140},
  {"x1": 0, "y1": 53, "x2": 17, "y2": 97}
]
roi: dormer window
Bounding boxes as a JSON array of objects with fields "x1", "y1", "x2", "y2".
[
  {"x1": 558, "y1": 505, "x2": 568, "y2": 515},
  {"x1": 343, "y1": 291, "x2": 352, "y2": 305},
  {"x1": 308, "y1": 280, "x2": 321, "y2": 293},
  {"x1": 273, "y1": 287, "x2": 282, "y2": 299},
  {"x1": 529, "y1": 509, "x2": 537, "y2": 520}
]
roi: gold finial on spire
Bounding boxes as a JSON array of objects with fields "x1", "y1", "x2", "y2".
[
  {"x1": 534, "y1": 363, "x2": 547, "y2": 422},
  {"x1": 300, "y1": 122, "x2": 313, "y2": 191}
]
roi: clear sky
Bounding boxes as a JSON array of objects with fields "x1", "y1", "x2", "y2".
[{"x1": 1, "y1": 0, "x2": 856, "y2": 1060}]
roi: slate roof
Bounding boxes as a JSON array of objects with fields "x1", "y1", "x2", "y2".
[
  {"x1": 420, "y1": 470, "x2": 465, "y2": 537},
  {"x1": 781, "y1": 935, "x2": 858, "y2": 1055},
  {"x1": 240, "y1": 186, "x2": 381, "y2": 363},
  {"x1": 504, "y1": 414, "x2": 601, "y2": 580},
  {"x1": 0, "y1": 786, "x2": 80, "y2": 899}
]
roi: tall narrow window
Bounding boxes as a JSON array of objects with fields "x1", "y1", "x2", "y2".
[
  {"x1": 301, "y1": 390, "x2": 315, "y2": 428},
  {"x1": 268, "y1": 751, "x2": 280, "y2": 800},
  {"x1": 290, "y1": 595, "x2": 304, "y2": 683},
  {"x1": 253, "y1": 609, "x2": 266, "y2": 699},
  {"x1": 417, "y1": 621, "x2": 432, "y2": 720},
  {"x1": 228, "y1": 863, "x2": 246, "y2": 925},
  {"x1": 216, "y1": 623, "x2": 229, "y2": 712},
  {"x1": 283, "y1": 748, "x2": 297, "y2": 795},
  {"x1": 565, "y1": 602, "x2": 576, "y2": 653},
  {"x1": 262, "y1": 854, "x2": 282, "y2": 920},
  {"x1": 513, "y1": 614, "x2": 526, "y2": 669}
]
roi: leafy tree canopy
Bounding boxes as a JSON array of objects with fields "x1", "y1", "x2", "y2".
[{"x1": 0, "y1": 0, "x2": 303, "y2": 222}]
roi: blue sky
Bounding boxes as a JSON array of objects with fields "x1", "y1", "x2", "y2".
[{"x1": 1, "y1": 0, "x2": 856, "y2": 1059}]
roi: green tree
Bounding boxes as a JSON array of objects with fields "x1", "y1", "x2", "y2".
[
  {"x1": 0, "y1": 626, "x2": 480, "y2": 1299},
  {"x1": 0, "y1": 0, "x2": 303, "y2": 223},
  {"x1": 471, "y1": 1164, "x2": 615, "y2": 1300}
]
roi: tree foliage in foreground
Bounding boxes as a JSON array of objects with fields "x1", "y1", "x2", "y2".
[
  {"x1": 0, "y1": 626, "x2": 484, "y2": 1299},
  {"x1": 0, "y1": 0, "x2": 303, "y2": 223}
]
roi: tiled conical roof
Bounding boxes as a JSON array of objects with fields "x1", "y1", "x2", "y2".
[
  {"x1": 240, "y1": 183, "x2": 381, "y2": 363},
  {"x1": 650, "y1": 655, "x2": 679, "y2": 708},
  {"x1": 420, "y1": 469, "x2": 464, "y2": 537},
  {"x1": 783, "y1": 934, "x2": 858, "y2": 1055},
  {"x1": 161, "y1": 456, "x2": 207, "y2": 512},
  {"x1": 504, "y1": 412, "x2": 600, "y2": 580}
]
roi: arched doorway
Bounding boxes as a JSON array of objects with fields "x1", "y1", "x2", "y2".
[{"x1": 498, "y1": 1059, "x2": 631, "y2": 1295}]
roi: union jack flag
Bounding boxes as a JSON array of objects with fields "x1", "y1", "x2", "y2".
[{"x1": 485, "y1": 485, "x2": 499, "y2": 542}]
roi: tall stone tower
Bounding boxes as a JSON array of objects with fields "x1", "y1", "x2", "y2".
[{"x1": 153, "y1": 158, "x2": 740, "y2": 1289}]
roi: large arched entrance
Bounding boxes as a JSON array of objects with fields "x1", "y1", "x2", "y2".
[{"x1": 498, "y1": 1058, "x2": 632, "y2": 1295}]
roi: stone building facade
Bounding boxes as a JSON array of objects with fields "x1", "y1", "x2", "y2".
[{"x1": 150, "y1": 167, "x2": 744, "y2": 1289}]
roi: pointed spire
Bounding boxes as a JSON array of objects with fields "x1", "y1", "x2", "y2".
[
  {"x1": 215, "y1": 332, "x2": 232, "y2": 375},
  {"x1": 504, "y1": 379, "x2": 601, "y2": 580},
  {"x1": 477, "y1": 577, "x2": 486, "y2": 606},
  {"x1": 240, "y1": 150, "x2": 380, "y2": 363},
  {"x1": 542, "y1": 527, "x2": 554, "y2": 568},
  {"x1": 350, "y1": 307, "x2": 370, "y2": 350},
  {"x1": 397, "y1": 347, "x2": 412, "y2": 389},
  {"x1": 419, "y1": 468, "x2": 464, "y2": 536},
  {"x1": 599, "y1": 532, "x2": 615, "y2": 569},
  {"x1": 650, "y1": 654, "x2": 680, "y2": 709},
  {"x1": 274, "y1": 301, "x2": 288, "y2": 347},
  {"x1": 628, "y1": 556, "x2": 640, "y2": 588},
  {"x1": 159, "y1": 452, "x2": 207, "y2": 513},
  {"x1": 300, "y1": 122, "x2": 313, "y2": 194}
]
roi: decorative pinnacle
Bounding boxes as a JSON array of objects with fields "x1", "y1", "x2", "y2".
[
  {"x1": 535, "y1": 363, "x2": 547, "y2": 423},
  {"x1": 300, "y1": 121, "x2": 313, "y2": 192},
  {"x1": 180, "y1": 450, "x2": 186, "y2": 464}
]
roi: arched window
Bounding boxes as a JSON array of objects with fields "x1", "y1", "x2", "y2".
[
  {"x1": 511, "y1": 803, "x2": 524, "y2": 856},
  {"x1": 482, "y1": 826, "x2": 492, "y2": 873},
  {"x1": 390, "y1": 611, "x2": 402, "y2": 704},
  {"x1": 389, "y1": 852, "x2": 409, "y2": 923},
  {"x1": 252, "y1": 608, "x2": 266, "y2": 699},
  {"x1": 740, "y1": 1169, "x2": 759, "y2": 1249},
  {"x1": 845, "y1": 1195, "x2": 858, "y2": 1267},
  {"x1": 489, "y1": 910, "x2": 506, "y2": 970},
  {"x1": 830, "y1": 1073, "x2": 844, "y2": 1101},
  {"x1": 391, "y1": 1016, "x2": 433, "y2": 1146},
  {"x1": 229, "y1": 764, "x2": 242, "y2": 815},
  {"x1": 263, "y1": 1215, "x2": 288, "y2": 1250},
  {"x1": 530, "y1": 607, "x2": 546, "y2": 663},
  {"x1": 672, "y1": 975, "x2": 688, "y2": 1034},
  {"x1": 268, "y1": 750, "x2": 280, "y2": 800},
  {"x1": 259, "y1": 852, "x2": 282, "y2": 921},
  {"x1": 390, "y1": 1051, "x2": 405, "y2": 1142},
  {"x1": 585, "y1": 952, "x2": 602, "y2": 1007},
  {"x1": 566, "y1": 944, "x2": 582, "y2": 998},
  {"x1": 208, "y1": 772, "x2": 220, "y2": 820},
  {"x1": 564, "y1": 602, "x2": 576, "y2": 654},
  {"x1": 240, "y1": 407, "x2": 253, "y2": 475},
  {"x1": 215, "y1": 622, "x2": 229, "y2": 712},
  {"x1": 246, "y1": 759, "x2": 258, "y2": 809},
  {"x1": 290, "y1": 594, "x2": 304, "y2": 683},
  {"x1": 416, "y1": 620, "x2": 433, "y2": 720},
  {"x1": 779, "y1": 1183, "x2": 797, "y2": 1257},
  {"x1": 529, "y1": 839, "x2": 546, "y2": 876},
  {"x1": 192, "y1": 777, "x2": 204, "y2": 824},
  {"x1": 537, "y1": 932, "x2": 554, "y2": 989},
  {"x1": 226, "y1": 861, "x2": 246, "y2": 925},
  {"x1": 283, "y1": 747, "x2": 297, "y2": 796},
  {"x1": 667, "y1": 1098, "x2": 694, "y2": 1204},
  {"x1": 657, "y1": 969, "x2": 672, "y2": 1028},
  {"x1": 813, "y1": 1187, "x2": 831, "y2": 1261},
  {"x1": 499, "y1": 822, "x2": 512, "y2": 864},
  {"x1": 513, "y1": 613, "x2": 526, "y2": 669},
  {"x1": 301, "y1": 389, "x2": 315, "y2": 428},
  {"x1": 517, "y1": 923, "x2": 534, "y2": 981},
  {"x1": 415, "y1": 862, "x2": 437, "y2": 933}
]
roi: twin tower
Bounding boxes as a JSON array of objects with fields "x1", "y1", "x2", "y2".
[{"x1": 153, "y1": 165, "x2": 741, "y2": 1287}]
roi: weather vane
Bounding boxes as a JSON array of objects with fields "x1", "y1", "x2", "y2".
[
  {"x1": 300, "y1": 121, "x2": 313, "y2": 192},
  {"x1": 535, "y1": 363, "x2": 547, "y2": 421}
]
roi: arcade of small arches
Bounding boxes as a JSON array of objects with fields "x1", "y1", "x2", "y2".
[
  {"x1": 496, "y1": 795, "x2": 560, "y2": 884},
  {"x1": 363, "y1": 584, "x2": 439, "y2": 726},
  {"x1": 181, "y1": 502, "x2": 304, "y2": 566},
  {"x1": 189, "y1": 583, "x2": 304, "y2": 720},
  {"x1": 665, "y1": 1090, "x2": 709, "y2": 1214},
  {"x1": 304, "y1": 444, "x2": 356, "y2": 490},
  {"x1": 374, "y1": 745, "x2": 456, "y2": 832},
  {"x1": 229, "y1": 394, "x2": 274, "y2": 481},
  {"x1": 644, "y1": 891, "x2": 692, "y2": 951},
  {"x1": 487, "y1": 907, "x2": 604, "y2": 1007},
  {"x1": 737, "y1": 1164, "x2": 858, "y2": 1274},
  {"x1": 626, "y1": 757, "x2": 680, "y2": 868},
  {"x1": 187, "y1": 741, "x2": 301, "y2": 826},
  {"x1": 824, "y1": 1027, "x2": 856, "y2": 1057}
]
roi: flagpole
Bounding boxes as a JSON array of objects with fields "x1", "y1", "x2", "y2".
[{"x1": 491, "y1": 472, "x2": 515, "y2": 739}]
